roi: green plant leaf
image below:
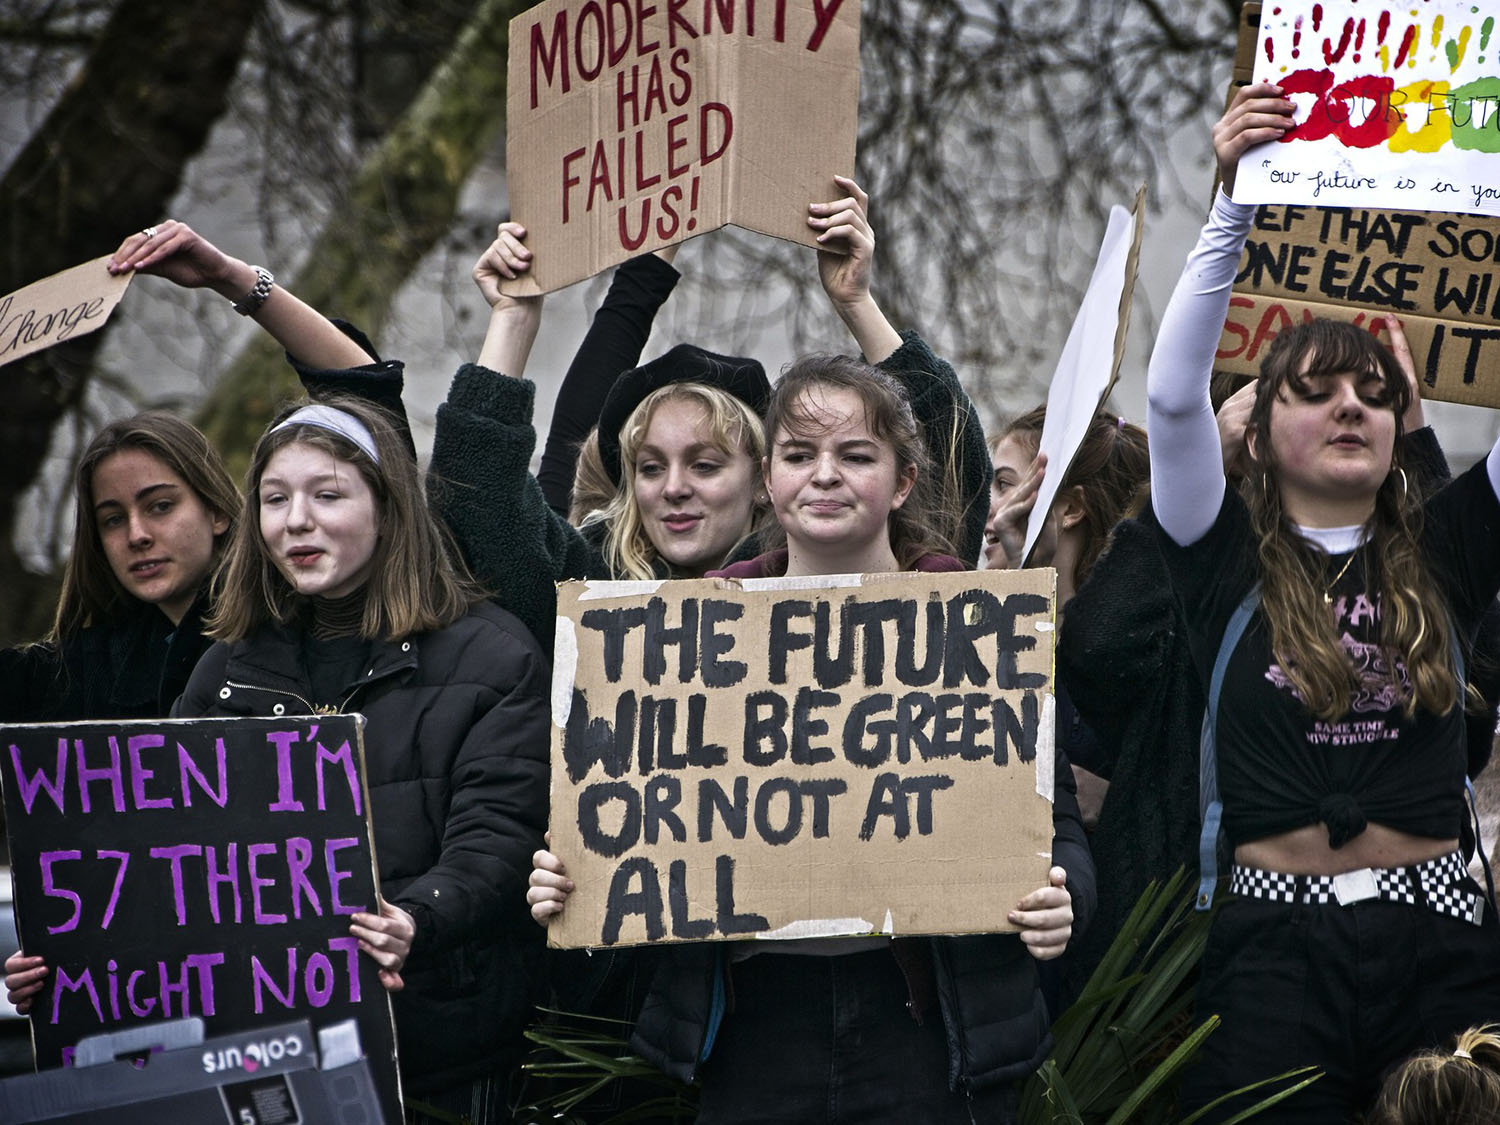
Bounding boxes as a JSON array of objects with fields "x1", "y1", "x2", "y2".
[{"x1": 1176, "y1": 1067, "x2": 1323, "y2": 1124}]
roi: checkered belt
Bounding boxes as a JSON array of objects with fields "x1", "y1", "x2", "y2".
[{"x1": 1228, "y1": 851, "x2": 1485, "y2": 926}]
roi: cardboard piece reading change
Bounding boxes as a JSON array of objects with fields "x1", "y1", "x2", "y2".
[
  {"x1": 504, "y1": 0, "x2": 861, "y2": 294},
  {"x1": 0, "y1": 716, "x2": 401, "y2": 1125},
  {"x1": 547, "y1": 569, "x2": 1057, "y2": 949},
  {"x1": 0, "y1": 257, "x2": 132, "y2": 368},
  {"x1": 1218, "y1": 5, "x2": 1500, "y2": 407}
]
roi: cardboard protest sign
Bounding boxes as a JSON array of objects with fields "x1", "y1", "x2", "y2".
[
  {"x1": 504, "y1": 0, "x2": 861, "y2": 294},
  {"x1": 547, "y1": 569, "x2": 1057, "y2": 949},
  {"x1": 0, "y1": 257, "x2": 132, "y2": 368},
  {"x1": 1021, "y1": 189, "x2": 1144, "y2": 566},
  {"x1": 1217, "y1": 202, "x2": 1500, "y2": 405},
  {"x1": 1234, "y1": 0, "x2": 1500, "y2": 218},
  {"x1": 0, "y1": 716, "x2": 400, "y2": 1124},
  {"x1": 1218, "y1": 6, "x2": 1500, "y2": 407}
]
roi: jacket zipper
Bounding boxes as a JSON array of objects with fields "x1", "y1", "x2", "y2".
[
  {"x1": 224, "y1": 654, "x2": 407, "y2": 717},
  {"x1": 223, "y1": 679, "x2": 319, "y2": 714}
]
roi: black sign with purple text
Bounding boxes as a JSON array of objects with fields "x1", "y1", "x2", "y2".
[{"x1": 0, "y1": 715, "x2": 399, "y2": 1122}]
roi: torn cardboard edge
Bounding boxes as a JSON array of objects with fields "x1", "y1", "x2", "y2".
[{"x1": 0, "y1": 256, "x2": 133, "y2": 368}]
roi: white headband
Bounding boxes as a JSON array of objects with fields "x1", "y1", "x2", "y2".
[{"x1": 270, "y1": 404, "x2": 380, "y2": 464}]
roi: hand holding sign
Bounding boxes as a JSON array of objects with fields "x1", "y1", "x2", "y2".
[
  {"x1": 1213, "y1": 81, "x2": 1294, "y2": 198},
  {"x1": 811, "y1": 176, "x2": 877, "y2": 314},
  {"x1": 1009, "y1": 865, "x2": 1073, "y2": 961},
  {"x1": 1380, "y1": 315, "x2": 1427, "y2": 433},
  {"x1": 473, "y1": 222, "x2": 546, "y2": 377},
  {"x1": 527, "y1": 844, "x2": 574, "y2": 926},
  {"x1": 108, "y1": 220, "x2": 245, "y2": 291},
  {"x1": 472, "y1": 222, "x2": 537, "y2": 303},
  {"x1": 812, "y1": 176, "x2": 905, "y2": 364},
  {"x1": 4, "y1": 951, "x2": 46, "y2": 1015},
  {"x1": 349, "y1": 900, "x2": 416, "y2": 993}
]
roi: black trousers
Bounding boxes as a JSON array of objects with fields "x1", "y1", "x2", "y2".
[
  {"x1": 694, "y1": 949, "x2": 1017, "y2": 1125},
  {"x1": 1179, "y1": 891, "x2": 1500, "y2": 1123}
]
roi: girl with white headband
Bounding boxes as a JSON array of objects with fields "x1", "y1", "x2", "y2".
[
  {"x1": 0, "y1": 219, "x2": 380, "y2": 725},
  {"x1": 168, "y1": 393, "x2": 550, "y2": 1125}
]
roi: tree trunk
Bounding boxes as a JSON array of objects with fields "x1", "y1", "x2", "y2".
[
  {"x1": 196, "y1": 0, "x2": 531, "y2": 478},
  {"x1": 0, "y1": 0, "x2": 263, "y2": 643}
]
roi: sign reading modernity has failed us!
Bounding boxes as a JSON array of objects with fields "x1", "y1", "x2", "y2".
[
  {"x1": 503, "y1": 0, "x2": 860, "y2": 293},
  {"x1": 547, "y1": 569, "x2": 1058, "y2": 949},
  {"x1": 0, "y1": 715, "x2": 401, "y2": 1124}
]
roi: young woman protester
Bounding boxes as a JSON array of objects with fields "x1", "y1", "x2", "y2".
[
  {"x1": 529, "y1": 354, "x2": 1094, "y2": 1123},
  {"x1": 978, "y1": 407, "x2": 1148, "y2": 1019},
  {"x1": 168, "y1": 396, "x2": 547, "y2": 1125},
  {"x1": 427, "y1": 177, "x2": 991, "y2": 651},
  {"x1": 981, "y1": 406, "x2": 1150, "y2": 826},
  {"x1": 1146, "y1": 83, "x2": 1500, "y2": 1122},
  {"x1": 0, "y1": 220, "x2": 380, "y2": 725}
]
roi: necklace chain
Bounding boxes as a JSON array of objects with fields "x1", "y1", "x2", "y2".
[{"x1": 1323, "y1": 549, "x2": 1358, "y2": 605}]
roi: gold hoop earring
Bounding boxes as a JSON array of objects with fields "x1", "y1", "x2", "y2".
[
  {"x1": 1260, "y1": 471, "x2": 1274, "y2": 508},
  {"x1": 1392, "y1": 466, "x2": 1408, "y2": 503}
]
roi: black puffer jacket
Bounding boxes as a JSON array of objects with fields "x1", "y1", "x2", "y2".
[
  {"x1": 175, "y1": 600, "x2": 550, "y2": 1094},
  {"x1": 0, "y1": 591, "x2": 213, "y2": 725}
]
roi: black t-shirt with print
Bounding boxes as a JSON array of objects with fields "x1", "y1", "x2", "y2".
[{"x1": 1153, "y1": 461, "x2": 1500, "y2": 850}]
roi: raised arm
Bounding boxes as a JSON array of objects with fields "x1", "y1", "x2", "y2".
[
  {"x1": 1147, "y1": 83, "x2": 1292, "y2": 546},
  {"x1": 109, "y1": 222, "x2": 375, "y2": 370},
  {"x1": 538, "y1": 247, "x2": 681, "y2": 516},
  {"x1": 812, "y1": 175, "x2": 902, "y2": 363},
  {"x1": 812, "y1": 177, "x2": 991, "y2": 560},
  {"x1": 473, "y1": 222, "x2": 545, "y2": 376},
  {"x1": 428, "y1": 227, "x2": 597, "y2": 650}
]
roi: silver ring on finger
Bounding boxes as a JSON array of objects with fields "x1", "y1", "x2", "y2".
[{"x1": 142, "y1": 226, "x2": 158, "y2": 239}]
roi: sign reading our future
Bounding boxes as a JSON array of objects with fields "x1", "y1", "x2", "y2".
[
  {"x1": 1234, "y1": 0, "x2": 1500, "y2": 218},
  {"x1": 503, "y1": 0, "x2": 861, "y2": 294},
  {"x1": 547, "y1": 570, "x2": 1058, "y2": 949},
  {"x1": 0, "y1": 716, "x2": 400, "y2": 1124}
]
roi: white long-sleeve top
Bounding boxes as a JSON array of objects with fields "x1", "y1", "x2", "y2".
[{"x1": 1146, "y1": 188, "x2": 1256, "y2": 547}]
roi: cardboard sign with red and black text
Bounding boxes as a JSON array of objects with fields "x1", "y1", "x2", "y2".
[
  {"x1": 547, "y1": 569, "x2": 1057, "y2": 949},
  {"x1": 504, "y1": 0, "x2": 861, "y2": 294},
  {"x1": 0, "y1": 715, "x2": 401, "y2": 1124}
]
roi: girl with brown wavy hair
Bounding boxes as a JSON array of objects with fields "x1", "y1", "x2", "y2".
[{"x1": 1147, "y1": 84, "x2": 1500, "y2": 1122}]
